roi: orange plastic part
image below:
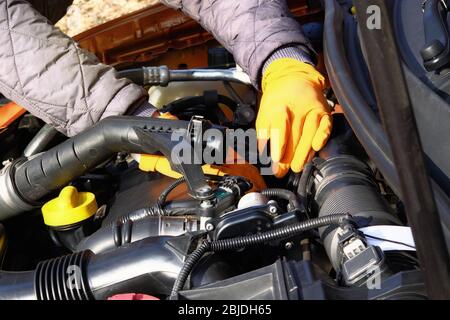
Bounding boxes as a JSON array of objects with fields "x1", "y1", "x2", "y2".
[
  {"x1": 74, "y1": 1, "x2": 323, "y2": 68},
  {"x1": 0, "y1": 102, "x2": 26, "y2": 129},
  {"x1": 139, "y1": 154, "x2": 266, "y2": 192}
]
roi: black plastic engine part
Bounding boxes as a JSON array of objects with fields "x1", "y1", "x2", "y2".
[
  {"x1": 160, "y1": 90, "x2": 238, "y2": 125},
  {"x1": 209, "y1": 204, "x2": 304, "y2": 243},
  {"x1": 178, "y1": 258, "x2": 426, "y2": 300},
  {"x1": 209, "y1": 206, "x2": 274, "y2": 241},
  {"x1": 170, "y1": 213, "x2": 350, "y2": 298},
  {"x1": 49, "y1": 217, "x2": 99, "y2": 252},
  {"x1": 76, "y1": 175, "x2": 252, "y2": 254},
  {"x1": 340, "y1": 245, "x2": 390, "y2": 287}
]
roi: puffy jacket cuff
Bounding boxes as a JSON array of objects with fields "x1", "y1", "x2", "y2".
[
  {"x1": 263, "y1": 46, "x2": 315, "y2": 74},
  {"x1": 127, "y1": 100, "x2": 159, "y2": 117}
]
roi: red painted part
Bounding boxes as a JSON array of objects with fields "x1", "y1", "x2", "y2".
[{"x1": 107, "y1": 293, "x2": 160, "y2": 300}]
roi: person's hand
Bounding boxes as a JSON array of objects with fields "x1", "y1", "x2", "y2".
[{"x1": 257, "y1": 58, "x2": 332, "y2": 178}]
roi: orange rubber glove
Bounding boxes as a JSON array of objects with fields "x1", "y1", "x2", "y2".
[
  {"x1": 158, "y1": 111, "x2": 178, "y2": 120},
  {"x1": 257, "y1": 58, "x2": 332, "y2": 178}
]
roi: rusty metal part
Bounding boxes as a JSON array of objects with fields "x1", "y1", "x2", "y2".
[{"x1": 74, "y1": 0, "x2": 323, "y2": 68}]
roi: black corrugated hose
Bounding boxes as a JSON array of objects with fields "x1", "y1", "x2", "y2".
[{"x1": 169, "y1": 213, "x2": 351, "y2": 298}]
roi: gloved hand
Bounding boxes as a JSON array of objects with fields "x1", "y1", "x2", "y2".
[
  {"x1": 158, "y1": 111, "x2": 178, "y2": 120},
  {"x1": 257, "y1": 58, "x2": 332, "y2": 178}
]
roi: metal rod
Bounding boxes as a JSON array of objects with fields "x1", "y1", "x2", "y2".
[
  {"x1": 354, "y1": 0, "x2": 450, "y2": 299},
  {"x1": 169, "y1": 68, "x2": 252, "y2": 85},
  {"x1": 121, "y1": 66, "x2": 252, "y2": 86}
]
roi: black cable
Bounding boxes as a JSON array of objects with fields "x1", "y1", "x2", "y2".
[
  {"x1": 157, "y1": 176, "x2": 223, "y2": 215},
  {"x1": 169, "y1": 213, "x2": 350, "y2": 299},
  {"x1": 157, "y1": 177, "x2": 186, "y2": 209}
]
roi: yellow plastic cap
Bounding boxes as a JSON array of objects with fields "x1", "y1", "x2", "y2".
[{"x1": 42, "y1": 186, "x2": 98, "y2": 227}]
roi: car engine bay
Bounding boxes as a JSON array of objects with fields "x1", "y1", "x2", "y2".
[{"x1": 0, "y1": 0, "x2": 449, "y2": 300}]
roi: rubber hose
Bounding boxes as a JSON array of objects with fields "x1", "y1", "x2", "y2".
[
  {"x1": 23, "y1": 124, "x2": 59, "y2": 158},
  {"x1": 14, "y1": 116, "x2": 191, "y2": 203},
  {"x1": 297, "y1": 162, "x2": 314, "y2": 201},
  {"x1": 261, "y1": 188, "x2": 301, "y2": 210}
]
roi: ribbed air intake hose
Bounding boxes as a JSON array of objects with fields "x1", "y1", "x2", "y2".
[{"x1": 0, "y1": 236, "x2": 188, "y2": 300}]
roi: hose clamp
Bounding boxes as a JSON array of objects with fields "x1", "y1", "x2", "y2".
[{"x1": 0, "y1": 161, "x2": 35, "y2": 220}]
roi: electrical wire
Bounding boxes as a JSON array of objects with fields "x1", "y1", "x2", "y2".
[{"x1": 157, "y1": 177, "x2": 186, "y2": 209}]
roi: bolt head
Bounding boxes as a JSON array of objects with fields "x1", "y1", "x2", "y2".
[
  {"x1": 285, "y1": 242, "x2": 293, "y2": 250},
  {"x1": 205, "y1": 223, "x2": 214, "y2": 231}
]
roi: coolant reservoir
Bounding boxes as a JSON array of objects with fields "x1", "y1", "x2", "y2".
[{"x1": 148, "y1": 81, "x2": 255, "y2": 109}]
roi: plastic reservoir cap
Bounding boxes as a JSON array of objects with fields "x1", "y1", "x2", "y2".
[{"x1": 42, "y1": 186, "x2": 98, "y2": 227}]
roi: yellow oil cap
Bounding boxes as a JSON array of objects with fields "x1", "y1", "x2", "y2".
[{"x1": 42, "y1": 186, "x2": 98, "y2": 227}]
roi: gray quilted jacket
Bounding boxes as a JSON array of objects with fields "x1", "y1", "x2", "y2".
[{"x1": 0, "y1": 0, "x2": 313, "y2": 136}]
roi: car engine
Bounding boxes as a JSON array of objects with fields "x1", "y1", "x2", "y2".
[
  {"x1": 1, "y1": 0, "x2": 449, "y2": 301},
  {"x1": 0, "y1": 65, "x2": 426, "y2": 300}
]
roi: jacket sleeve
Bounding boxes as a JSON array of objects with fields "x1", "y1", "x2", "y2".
[
  {"x1": 159, "y1": 0, "x2": 315, "y2": 87},
  {"x1": 0, "y1": 0, "x2": 148, "y2": 136}
]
